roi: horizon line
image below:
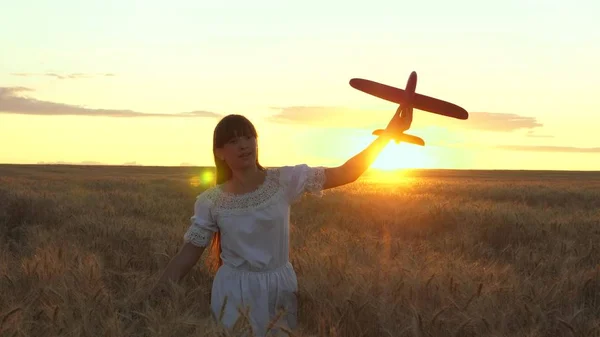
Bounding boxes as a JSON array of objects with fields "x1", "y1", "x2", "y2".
[{"x1": 1, "y1": 162, "x2": 599, "y2": 173}]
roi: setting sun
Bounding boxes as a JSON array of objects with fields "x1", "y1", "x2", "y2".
[{"x1": 371, "y1": 141, "x2": 436, "y2": 170}]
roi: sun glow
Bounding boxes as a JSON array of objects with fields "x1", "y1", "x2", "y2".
[{"x1": 371, "y1": 141, "x2": 436, "y2": 170}]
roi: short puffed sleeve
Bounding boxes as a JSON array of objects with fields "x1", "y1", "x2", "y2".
[
  {"x1": 279, "y1": 164, "x2": 326, "y2": 203},
  {"x1": 183, "y1": 191, "x2": 218, "y2": 247}
]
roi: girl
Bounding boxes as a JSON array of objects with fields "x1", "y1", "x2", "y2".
[{"x1": 155, "y1": 113, "x2": 409, "y2": 336}]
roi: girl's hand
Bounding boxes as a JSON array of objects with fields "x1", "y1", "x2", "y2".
[
  {"x1": 374, "y1": 107, "x2": 412, "y2": 140},
  {"x1": 385, "y1": 107, "x2": 412, "y2": 133},
  {"x1": 148, "y1": 282, "x2": 169, "y2": 301}
]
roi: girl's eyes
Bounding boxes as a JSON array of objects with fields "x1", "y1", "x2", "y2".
[{"x1": 228, "y1": 136, "x2": 251, "y2": 144}]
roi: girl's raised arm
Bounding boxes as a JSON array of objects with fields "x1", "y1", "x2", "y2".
[{"x1": 322, "y1": 135, "x2": 391, "y2": 190}]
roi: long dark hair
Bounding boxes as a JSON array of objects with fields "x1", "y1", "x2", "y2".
[{"x1": 206, "y1": 114, "x2": 265, "y2": 273}]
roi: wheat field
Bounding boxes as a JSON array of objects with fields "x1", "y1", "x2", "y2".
[{"x1": 1, "y1": 164, "x2": 599, "y2": 337}]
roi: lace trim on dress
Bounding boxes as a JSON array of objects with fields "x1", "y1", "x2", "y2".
[
  {"x1": 183, "y1": 226, "x2": 213, "y2": 247},
  {"x1": 204, "y1": 168, "x2": 283, "y2": 215},
  {"x1": 305, "y1": 167, "x2": 326, "y2": 193}
]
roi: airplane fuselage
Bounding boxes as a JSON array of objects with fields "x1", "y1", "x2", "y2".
[{"x1": 398, "y1": 71, "x2": 417, "y2": 129}]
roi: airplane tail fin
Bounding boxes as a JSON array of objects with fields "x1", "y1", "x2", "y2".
[{"x1": 372, "y1": 129, "x2": 425, "y2": 146}]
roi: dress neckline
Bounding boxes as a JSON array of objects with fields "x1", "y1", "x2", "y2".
[{"x1": 217, "y1": 168, "x2": 273, "y2": 198}]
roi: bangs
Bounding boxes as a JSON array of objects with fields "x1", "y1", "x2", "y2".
[{"x1": 214, "y1": 115, "x2": 257, "y2": 147}]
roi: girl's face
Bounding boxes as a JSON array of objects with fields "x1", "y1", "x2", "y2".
[{"x1": 216, "y1": 134, "x2": 258, "y2": 170}]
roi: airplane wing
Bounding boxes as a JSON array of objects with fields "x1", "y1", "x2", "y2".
[
  {"x1": 349, "y1": 78, "x2": 469, "y2": 120},
  {"x1": 414, "y1": 93, "x2": 468, "y2": 120}
]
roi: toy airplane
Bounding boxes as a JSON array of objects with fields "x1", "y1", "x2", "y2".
[{"x1": 349, "y1": 71, "x2": 468, "y2": 146}]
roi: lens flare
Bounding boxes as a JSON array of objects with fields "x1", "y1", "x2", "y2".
[
  {"x1": 202, "y1": 170, "x2": 214, "y2": 184},
  {"x1": 190, "y1": 170, "x2": 215, "y2": 187}
]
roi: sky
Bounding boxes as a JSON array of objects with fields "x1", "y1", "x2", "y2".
[{"x1": 1, "y1": 0, "x2": 599, "y2": 171}]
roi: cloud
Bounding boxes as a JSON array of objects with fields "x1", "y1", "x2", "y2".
[
  {"x1": 0, "y1": 87, "x2": 222, "y2": 118},
  {"x1": 268, "y1": 107, "x2": 545, "y2": 135},
  {"x1": 525, "y1": 130, "x2": 554, "y2": 138},
  {"x1": 496, "y1": 145, "x2": 600, "y2": 153},
  {"x1": 2, "y1": 87, "x2": 32, "y2": 94},
  {"x1": 460, "y1": 112, "x2": 542, "y2": 132},
  {"x1": 11, "y1": 72, "x2": 115, "y2": 79},
  {"x1": 268, "y1": 106, "x2": 386, "y2": 129}
]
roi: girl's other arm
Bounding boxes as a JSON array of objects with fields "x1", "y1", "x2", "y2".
[{"x1": 155, "y1": 243, "x2": 206, "y2": 287}]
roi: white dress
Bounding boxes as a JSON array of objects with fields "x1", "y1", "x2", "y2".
[{"x1": 183, "y1": 164, "x2": 326, "y2": 336}]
